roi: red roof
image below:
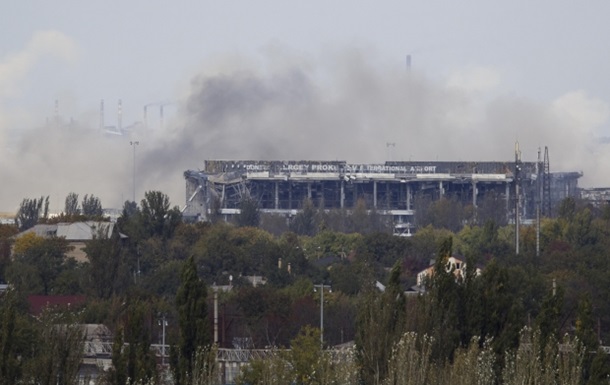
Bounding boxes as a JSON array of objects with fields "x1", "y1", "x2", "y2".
[{"x1": 28, "y1": 295, "x2": 86, "y2": 316}]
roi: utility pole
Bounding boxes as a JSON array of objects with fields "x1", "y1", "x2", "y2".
[
  {"x1": 214, "y1": 284, "x2": 219, "y2": 344},
  {"x1": 515, "y1": 142, "x2": 522, "y2": 255},
  {"x1": 314, "y1": 284, "x2": 331, "y2": 349},
  {"x1": 158, "y1": 314, "x2": 168, "y2": 366}
]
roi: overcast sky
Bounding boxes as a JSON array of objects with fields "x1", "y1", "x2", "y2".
[{"x1": 1, "y1": 1, "x2": 609, "y2": 212}]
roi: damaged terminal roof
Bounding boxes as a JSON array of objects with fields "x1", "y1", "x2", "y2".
[{"x1": 183, "y1": 160, "x2": 581, "y2": 225}]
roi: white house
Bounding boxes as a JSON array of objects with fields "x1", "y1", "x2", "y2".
[{"x1": 416, "y1": 256, "x2": 481, "y2": 288}]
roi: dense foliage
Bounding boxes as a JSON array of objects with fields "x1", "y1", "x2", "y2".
[{"x1": 1, "y1": 193, "x2": 610, "y2": 384}]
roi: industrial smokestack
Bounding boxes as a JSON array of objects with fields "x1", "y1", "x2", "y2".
[{"x1": 406, "y1": 54, "x2": 411, "y2": 72}]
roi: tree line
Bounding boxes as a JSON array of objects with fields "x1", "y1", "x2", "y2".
[{"x1": 1, "y1": 192, "x2": 610, "y2": 384}]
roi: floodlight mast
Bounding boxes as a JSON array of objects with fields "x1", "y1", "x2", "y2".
[{"x1": 130, "y1": 141, "x2": 139, "y2": 203}]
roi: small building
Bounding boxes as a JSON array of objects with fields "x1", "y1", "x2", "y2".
[
  {"x1": 15, "y1": 221, "x2": 124, "y2": 262},
  {"x1": 416, "y1": 256, "x2": 481, "y2": 289},
  {"x1": 80, "y1": 323, "x2": 113, "y2": 382}
]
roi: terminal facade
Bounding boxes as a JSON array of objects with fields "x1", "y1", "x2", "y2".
[{"x1": 183, "y1": 160, "x2": 582, "y2": 230}]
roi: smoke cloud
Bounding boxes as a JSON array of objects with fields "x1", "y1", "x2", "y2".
[{"x1": 1, "y1": 45, "x2": 609, "y2": 214}]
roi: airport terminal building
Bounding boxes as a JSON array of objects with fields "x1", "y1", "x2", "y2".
[{"x1": 183, "y1": 159, "x2": 581, "y2": 229}]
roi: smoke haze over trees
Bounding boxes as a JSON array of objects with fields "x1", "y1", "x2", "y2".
[{"x1": 1, "y1": 46, "x2": 609, "y2": 213}]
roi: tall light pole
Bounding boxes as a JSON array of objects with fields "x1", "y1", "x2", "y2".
[
  {"x1": 130, "y1": 141, "x2": 139, "y2": 202},
  {"x1": 314, "y1": 283, "x2": 331, "y2": 349},
  {"x1": 158, "y1": 314, "x2": 168, "y2": 366}
]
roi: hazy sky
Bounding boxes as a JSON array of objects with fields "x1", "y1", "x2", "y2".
[{"x1": 1, "y1": 1, "x2": 610, "y2": 212}]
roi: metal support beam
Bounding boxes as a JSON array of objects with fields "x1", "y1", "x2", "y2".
[
  {"x1": 472, "y1": 181, "x2": 477, "y2": 207},
  {"x1": 373, "y1": 181, "x2": 377, "y2": 208},
  {"x1": 505, "y1": 182, "x2": 510, "y2": 220}
]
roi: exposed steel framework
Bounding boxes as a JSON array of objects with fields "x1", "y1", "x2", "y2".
[{"x1": 183, "y1": 159, "x2": 582, "y2": 227}]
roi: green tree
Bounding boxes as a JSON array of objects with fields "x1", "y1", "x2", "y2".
[
  {"x1": 15, "y1": 196, "x2": 49, "y2": 231},
  {"x1": 455, "y1": 255, "x2": 483, "y2": 347},
  {"x1": 234, "y1": 286, "x2": 293, "y2": 347},
  {"x1": 236, "y1": 326, "x2": 357, "y2": 385},
  {"x1": 356, "y1": 261, "x2": 406, "y2": 385},
  {"x1": 0, "y1": 224, "x2": 18, "y2": 282},
  {"x1": 124, "y1": 300, "x2": 157, "y2": 385},
  {"x1": 566, "y1": 207, "x2": 598, "y2": 247},
  {"x1": 64, "y1": 193, "x2": 80, "y2": 216},
  {"x1": 116, "y1": 201, "x2": 145, "y2": 242},
  {"x1": 85, "y1": 231, "x2": 129, "y2": 299},
  {"x1": 477, "y1": 260, "x2": 524, "y2": 372},
  {"x1": 108, "y1": 326, "x2": 128, "y2": 385},
  {"x1": 141, "y1": 191, "x2": 182, "y2": 238},
  {"x1": 587, "y1": 352, "x2": 610, "y2": 385},
  {"x1": 8, "y1": 235, "x2": 72, "y2": 295},
  {"x1": 173, "y1": 256, "x2": 210, "y2": 385},
  {"x1": 502, "y1": 328, "x2": 583, "y2": 385},
  {"x1": 82, "y1": 194, "x2": 103, "y2": 217},
  {"x1": 192, "y1": 223, "x2": 244, "y2": 280},
  {"x1": 535, "y1": 284, "x2": 564, "y2": 354},
  {"x1": 417, "y1": 236, "x2": 460, "y2": 362},
  {"x1": 189, "y1": 345, "x2": 220, "y2": 385},
  {"x1": 236, "y1": 197, "x2": 261, "y2": 227},
  {"x1": 355, "y1": 231, "x2": 410, "y2": 268},
  {"x1": 235, "y1": 350, "x2": 293, "y2": 385},
  {"x1": 0, "y1": 289, "x2": 25, "y2": 385},
  {"x1": 415, "y1": 196, "x2": 465, "y2": 232},
  {"x1": 576, "y1": 295, "x2": 599, "y2": 353},
  {"x1": 575, "y1": 295, "x2": 603, "y2": 384},
  {"x1": 384, "y1": 332, "x2": 435, "y2": 385},
  {"x1": 290, "y1": 326, "x2": 325, "y2": 385},
  {"x1": 290, "y1": 198, "x2": 318, "y2": 236},
  {"x1": 558, "y1": 197, "x2": 577, "y2": 221},
  {"x1": 22, "y1": 310, "x2": 85, "y2": 385},
  {"x1": 477, "y1": 190, "x2": 508, "y2": 226},
  {"x1": 141, "y1": 260, "x2": 184, "y2": 298},
  {"x1": 349, "y1": 198, "x2": 372, "y2": 234}
]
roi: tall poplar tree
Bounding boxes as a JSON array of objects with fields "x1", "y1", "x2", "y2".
[
  {"x1": 418, "y1": 236, "x2": 460, "y2": 361},
  {"x1": 356, "y1": 261, "x2": 406, "y2": 385},
  {"x1": 64, "y1": 193, "x2": 80, "y2": 216},
  {"x1": 15, "y1": 196, "x2": 49, "y2": 231},
  {"x1": 0, "y1": 290, "x2": 22, "y2": 385},
  {"x1": 173, "y1": 256, "x2": 210, "y2": 385}
]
